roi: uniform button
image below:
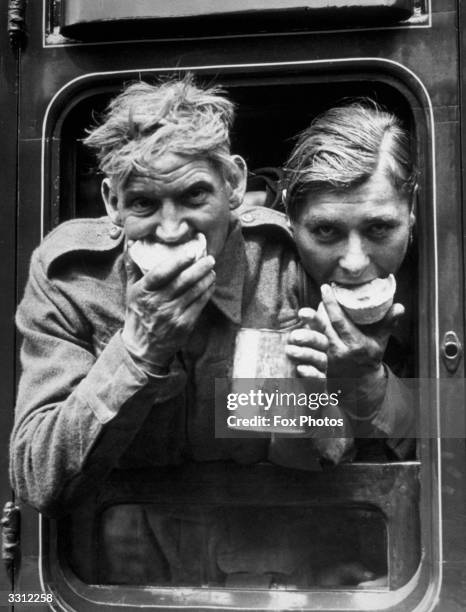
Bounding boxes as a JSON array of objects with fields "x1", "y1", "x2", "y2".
[
  {"x1": 241, "y1": 213, "x2": 255, "y2": 223},
  {"x1": 109, "y1": 225, "x2": 122, "y2": 239}
]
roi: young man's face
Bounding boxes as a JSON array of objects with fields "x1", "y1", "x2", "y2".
[
  {"x1": 291, "y1": 170, "x2": 414, "y2": 288},
  {"x1": 103, "y1": 152, "x2": 246, "y2": 259}
]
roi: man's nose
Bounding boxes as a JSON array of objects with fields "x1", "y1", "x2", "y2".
[
  {"x1": 154, "y1": 200, "x2": 190, "y2": 243},
  {"x1": 338, "y1": 233, "x2": 370, "y2": 277}
]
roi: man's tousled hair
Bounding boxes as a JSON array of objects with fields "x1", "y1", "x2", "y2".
[
  {"x1": 84, "y1": 75, "x2": 235, "y2": 186},
  {"x1": 284, "y1": 100, "x2": 417, "y2": 220}
]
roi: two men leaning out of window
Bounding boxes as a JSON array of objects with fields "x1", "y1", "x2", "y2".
[{"x1": 10, "y1": 78, "x2": 415, "y2": 587}]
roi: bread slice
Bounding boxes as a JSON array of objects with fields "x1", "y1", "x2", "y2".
[
  {"x1": 331, "y1": 274, "x2": 396, "y2": 325},
  {"x1": 128, "y1": 233, "x2": 207, "y2": 273}
]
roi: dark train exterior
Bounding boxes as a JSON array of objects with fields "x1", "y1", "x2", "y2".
[{"x1": 1, "y1": 1, "x2": 466, "y2": 610}]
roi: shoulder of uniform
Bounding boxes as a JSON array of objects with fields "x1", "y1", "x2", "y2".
[
  {"x1": 39, "y1": 216, "x2": 124, "y2": 276},
  {"x1": 235, "y1": 205, "x2": 293, "y2": 241}
]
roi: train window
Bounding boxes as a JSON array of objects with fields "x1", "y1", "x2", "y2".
[
  {"x1": 55, "y1": 79, "x2": 418, "y2": 222},
  {"x1": 41, "y1": 68, "x2": 431, "y2": 611},
  {"x1": 51, "y1": 0, "x2": 421, "y2": 42},
  {"x1": 68, "y1": 504, "x2": 387, "y2": 587}
]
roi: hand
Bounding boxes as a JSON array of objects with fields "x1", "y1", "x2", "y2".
[
  {"x1": 285, "y1": 308, "x2": 329, "y2": 378},
  {"x1": 318, "y1": 283, "x2": 404, "y2": 380},
  {"x1": 121, "y1": 251, "x2": 216, "y2": 371}
]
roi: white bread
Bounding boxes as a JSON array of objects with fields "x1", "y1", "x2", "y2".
[
  {"x1": 128, "y1": 233, "x2": 207, "y2": 274},
  {"x1": 331, "y1": 274, "x2": 396, "y2": 325}
]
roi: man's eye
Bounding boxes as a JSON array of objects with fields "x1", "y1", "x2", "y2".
[
  {"x1": 185, "y1": 188, "x2": 209, "y2": 205},
  {"x1": 312, "y1": 225, "x2": 339, "y2": 241},
  {"x1": 130, "y1": 199, "x2": 154, "y2": 213},
  {"x1": 367, "y1": 223, "x2": 393, "y2": 238}
]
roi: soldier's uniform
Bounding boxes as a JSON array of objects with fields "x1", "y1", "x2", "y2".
[
  {"x1": 10, "y1": 207, "x2": 412, "y2": 586},
  {"x1": 11, "y1": 208, "x2": 309, "y2": 511}
]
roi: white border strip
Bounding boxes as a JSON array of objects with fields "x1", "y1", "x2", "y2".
[
  {"x1": 42, "y1": 0, "x2": 432, "y2": 48},
  {"x1": 39, "y1": 57, "x2": 441, "y2": 612}
]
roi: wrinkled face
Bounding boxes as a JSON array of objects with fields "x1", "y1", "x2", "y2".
[
  {"x1": 291, "y1": 170, "x2": 414, "y2": 287},
  {"x1": 103, "y1": 152, "x2": 246, "y2": 258}
]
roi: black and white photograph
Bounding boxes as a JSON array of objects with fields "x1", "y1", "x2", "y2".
[{"x1": 1, "y1": 1, "x2": 465, "y2": 611}]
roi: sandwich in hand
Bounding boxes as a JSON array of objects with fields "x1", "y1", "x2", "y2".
[
  {"x1": 128, "y1": 233, "x2": 207, "y2": 274},
  {"x1": 330, "y1": 274, "x2": 396, "y2": 325}
]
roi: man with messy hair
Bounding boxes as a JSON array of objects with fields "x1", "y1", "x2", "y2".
[
  {"x1": 283, "y1": 101, "x2": 416, "y2": 461},
  {"x1": 10, "y1": 77, "x2": 340, "y2": 586}
]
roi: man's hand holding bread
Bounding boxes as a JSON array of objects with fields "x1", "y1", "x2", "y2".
[{"x1": 121, "y1": 234, "x2": 215, "y2": 374}]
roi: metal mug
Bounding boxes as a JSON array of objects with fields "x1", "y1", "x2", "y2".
[{"x1": 229, "y1": 326, "x2": 307, "y2": 434}]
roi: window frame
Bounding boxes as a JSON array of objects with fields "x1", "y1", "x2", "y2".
[{"x1": 39, "y1": 58, "x2": 439, "y2": 612}]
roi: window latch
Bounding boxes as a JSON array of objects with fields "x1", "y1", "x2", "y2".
[{"x1": 441, "y1": 331, "x2": 463, "y2": 373}]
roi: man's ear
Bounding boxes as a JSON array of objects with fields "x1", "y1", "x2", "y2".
[
  {"x1": 101, "y1": 178, "x2": 122, "y2": 225},
  {"x1": 225, "y1": 155, "x2": 248, "y2": 210}
]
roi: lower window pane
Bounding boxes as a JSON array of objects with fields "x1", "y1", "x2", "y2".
[{"x1": 68, "y1": 503, "x2": 387, "y2": 588}]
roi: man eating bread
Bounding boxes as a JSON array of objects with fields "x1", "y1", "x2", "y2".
[
  {"x1": 11, "y1": 76, "x2": 342, "y2": 586},
  {"x1": 284, "y1": 101, "x2": 416, "y2": 461}
]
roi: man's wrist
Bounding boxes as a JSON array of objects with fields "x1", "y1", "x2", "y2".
[
  {"x1": 132, "y1": 357, "x2": 172, "y2": 377},
  {"x1": 359, "y1": 363, "x2": 387, "y2": 394},
  {"x1": 341, "y1": 364, "x2": 388, "y2": 421},
  {"x1": 120, "y1": 332, "x2": 173, "y2": 376}
]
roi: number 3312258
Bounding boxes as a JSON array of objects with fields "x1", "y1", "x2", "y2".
[{"x1": 8, "y1": 593, "x2": 53, "y2": 603}]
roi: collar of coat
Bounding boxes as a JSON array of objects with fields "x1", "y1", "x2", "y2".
[{"x1": 41, "y1": 206, "x2": 293, "y2": 326}]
